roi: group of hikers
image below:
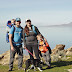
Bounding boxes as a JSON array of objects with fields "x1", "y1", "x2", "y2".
[{"x1": 6, "y1": 18, "x2": 51, "y2": 72}]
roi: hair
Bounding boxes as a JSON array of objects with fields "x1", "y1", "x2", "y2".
[
  {"x1": 24, "y1": 25, "x2": 29, "y2": 35},
  {"x1": 25, "y1": 20, "x2": 31, "y2": 23},
  {"x1": 11, "y1": 19, "x2": 15, "y2": 22},
  {"x1": 37, "y1": 34, "x2": 42, "y2": 38},
  {"x1": 24, "y1": 20, "x2": 31, "y2": 35}
]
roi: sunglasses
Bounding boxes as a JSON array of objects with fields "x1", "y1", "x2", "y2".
[{"x1": 17, "y1": 21, "x2": 21, "y2": 23}]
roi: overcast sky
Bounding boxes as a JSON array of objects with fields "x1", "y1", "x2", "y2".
[{"x1": 0, "y1": 0, "x2": 72, "y2": 26}]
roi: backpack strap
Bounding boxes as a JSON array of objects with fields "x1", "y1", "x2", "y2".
[
  {"x1": 32, "y1": 25, "x2": 37, "y2": 34},
  {"x1": 12, "y1": 26, "x2": 15, "y2": 41},
  {"x1": 12, "y1": 26, "x2": 23, "y2": 44},
  {"x1": 24, "y1": 25, "x2": 37, "y2": 40}
]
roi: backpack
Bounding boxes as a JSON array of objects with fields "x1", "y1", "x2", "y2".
[
  {"x1": 43, "y1": 40, "x2": 52, "y2": 54},
  {"x1": 47, "y1": 46, "x2": 52, "y2": 54},
  {"x1": 6, "y1": 21, "x2": 15, "y2": 43}
]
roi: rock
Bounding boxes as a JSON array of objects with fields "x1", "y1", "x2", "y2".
[
  {"x1": 0, "y1": 50, "x2": 30, "y2": 65},
  {"x1": 66, "y1": 51, "x2": 72, "y2": 56},
  {"x1": 66, "y1": 47, "x2": 72, "y2": 51},
  {"x1": 0, "y1": 55, "x2": 4, "y2": 60},
  {"x1": 51, "y1": 44, "x2": 65, "y2": 55},
  {"x1": 54, "y1": 44, "x2": 65, "y2": 50},
  {"x1": 66, "y1": 57, "x2": 71, "y2": 60},
  {"x1": 66, "y1": 47, "x2": 72, "y2": 56},
  {"x1": 67, "y1": 69, "x2": 72, "y2": 72},
  {"x1": 58, "y1": 56, "x2": 62, "y2": 58}
]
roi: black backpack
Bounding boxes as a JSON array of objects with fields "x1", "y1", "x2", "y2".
[{"x1": 47, "y1": 46, "x2": 52, "y2": 54}]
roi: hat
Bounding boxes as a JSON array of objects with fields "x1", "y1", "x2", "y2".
[
  {"x1": 16, "y1": 18, "x2": 21, "y2": 22},
  {"x1": 25, "y1": 19, "x2": 31, "y2": 22}
]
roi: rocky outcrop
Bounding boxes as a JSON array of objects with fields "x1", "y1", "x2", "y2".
[
  {"x1": 0, "y1": 44, "x2": 72, "y2": 65},
  {"x1": 51, "y1": 44, "x2": 65, "y2": 55},
  {"x1": 51, "y1": 45, "x2": 72, "y2": 61},
  {"x1": 0, "y1": 50, "x2": 30, "y2": 65},
  {"x1": 66, "y1": 47, "x2": 72, "y2": 56}
]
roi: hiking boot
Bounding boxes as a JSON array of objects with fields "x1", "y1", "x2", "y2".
[
  {"x1": 37, "y1": 67, "x2": 43, "y2": 72},
  {"x1": 8, "y1": 68, "x2": 12, "y2": 72},
  {"x1": 46, "y1": 66, "x2": 51, "y2": 69},
  {"x1": 30, "y1": 65, "x2": 34, "y2": 69}
]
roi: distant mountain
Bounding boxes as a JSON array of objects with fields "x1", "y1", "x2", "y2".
[
  {"x1": 61, "y1": 22, "x2": 72, "y2": 26},
  {"x1": 39, "y1": 22, "x2": 72, "y2": 27}
]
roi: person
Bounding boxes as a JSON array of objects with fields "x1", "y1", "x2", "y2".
[
  {"x1": 23, "y1": 19, "x2": 46, "y2": 71},
  {"x1": 11, "y1": 19, "x2": 15, "y2": 26},
  {"x1": 37, "y1": 34, "x2": 51, "y2": 69},
  {"x1": 6, "y1": 19, "x2": 15, "y2": 43},
  {"x1": 6, "y1": 19, "x2": 15, "y2": 32},
  {"x1": 9, "y1": 18, "x2": 23, "y2": 71}
]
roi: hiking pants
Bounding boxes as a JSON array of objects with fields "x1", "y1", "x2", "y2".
[
  {"x1": 38, "y1": 50, "x2": 42, "y2": 57},
  {"x1": 9, "y1": 45, "x2": 23, "y2": 69},
  {"x1": 42, "y1": 50, "x2": 51, "y2": 66},
  {"x1": 26, "y1": 44, "x2": 40, "y2": 60}
]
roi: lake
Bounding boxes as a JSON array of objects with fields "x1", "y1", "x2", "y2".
[{"x1": 0, "y1": 26, "x2": 72, "y2": 55}]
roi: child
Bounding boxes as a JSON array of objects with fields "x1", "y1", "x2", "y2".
[
  {"x1": 37, "y1": 34, "x2": 51, "y2": 68},
  {"x1": 6, "y1": 19, "x2": 15, "y2": 43}
]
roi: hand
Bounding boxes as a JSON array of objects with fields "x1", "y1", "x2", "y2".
[
  {"x1": 44, "y1": 38, "x2": 47, "y2": 42},
  {"x1": 43, "y1": 44, "x2": 45, "y2": 46},
  {"x1": 41, "y1": 49, "x2": 43, "y2": 51},
  {"x1": 11, "y1": 46, "x2": 14, "y2": 51},
  {"x1": 23, "y1": 46, "x2": 26, "y2": 50}
]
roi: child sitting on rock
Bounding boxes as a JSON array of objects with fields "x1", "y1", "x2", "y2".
[{"x1": 37, "y1": 34, "x2": 51, "y2": 69}]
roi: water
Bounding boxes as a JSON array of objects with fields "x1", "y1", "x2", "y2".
[{"x1": 0, "y1": 26, "x2": 72, "y2": 54}]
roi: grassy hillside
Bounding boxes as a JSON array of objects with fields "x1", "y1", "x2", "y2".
[{"x1": 0, "y1": 56, "x2": 72, "y2": 72}]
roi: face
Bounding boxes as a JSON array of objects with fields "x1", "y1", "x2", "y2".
[
  {"x1": 15, "y1": 21, "x2": 21, "y2": 26},
  {"x1": 37, "y1": 36, "x2": 42, "y2": 41},
  {"x1": 11, "y1": 20, "x2": 15, "y2": 24},
  {"x1": 26, "y1": 22, "x2": 31, "y2": 27}
]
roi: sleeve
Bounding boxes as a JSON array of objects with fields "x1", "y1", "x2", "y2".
[
  {"x1": 9, "y1": 26, "x2": 14, "y2": 34},
  {"x1": 46, "y1": 42, "x2": 49, "y2": 47},
  {"x1": 23, "y1": 29, "x2": 26, "y2": 47},
  {"x1": 35, "y1": 26, "x2": 44, "y2": 39},
  {"x1": 21, "y1": 27, "x2": 23, "y2": 38}
]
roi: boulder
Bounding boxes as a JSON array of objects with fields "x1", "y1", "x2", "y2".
[
  {"x1": 66, "y1": 47, "x2": 72, "y2": 56},
  {"x1": 54, "y1": 44, "x2": 65, "y2": 50},
  {"x1": 51, "y1": 44, "x2": 65, "y2": 55},
  {"x1": 66, "y1": 47, "x2": 72, "y2": 51},
  {"x1": 0, "y1": 50, "x2": 30, "y2": 65}
]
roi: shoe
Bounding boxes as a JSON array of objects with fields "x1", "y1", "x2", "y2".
[
  {"x1": 30, "y1": 65, "x2": 34, "y2": 69},
  {"x1": 46, "y1": 66, "x2": 51, "y2": 69},
  {"x1": 8, "y1": 69, "x2": 12, "y2": 71},
  {"x1": 37, "y1": 67, "x2": 43, "y2": 72}
]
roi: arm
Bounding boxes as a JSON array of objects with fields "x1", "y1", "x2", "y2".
[
  {"x1": 9, "y1": 27, "x2": 14, "y2": 51},
  {"x1": 9, "y1": 34, "x2": 14, "y2": 51},
  {"x1": 35, "y1": 26, "x2": 47, "y2": 41},
  {"x1": 23, "y1": 29, "x2": 26, "y2": 49}
]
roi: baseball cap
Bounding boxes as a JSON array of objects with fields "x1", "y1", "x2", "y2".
[
  {"x1": 25, "y1": 19, "x2": 31, "y2": 22},
  {"x1": 16, "y1": 18, "x2": 21, "y2": 22}
]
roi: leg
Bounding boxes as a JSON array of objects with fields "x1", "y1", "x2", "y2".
[
  {"x1": 25, "y1": 60, "x2": 30, "y2": 70},
  {"x1": 33, "y1": 45, "x2": 42, "y2": 70},
  {"x1": 9, "y1": 47, "x2": 16, "y2": 70},
  {"x1": 26, "y1": 45, "x2": 34, "y2": 59},
  {"x1": 33, "y1": 44, "x2": 40, "y2": 59},
  {"x1": 17, "y1": 46, "x2": 23, "y2": 69},
  {"x1": 46, "y1": 51, "x2": 51, "y2": 66},
  {"x1": 39, "y1": 50, "x2": 42, "y2": 57}
]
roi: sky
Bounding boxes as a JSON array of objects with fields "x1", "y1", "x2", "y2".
[{"x1": 0, "y1": 0, "x2": 72, "y2": 26}]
